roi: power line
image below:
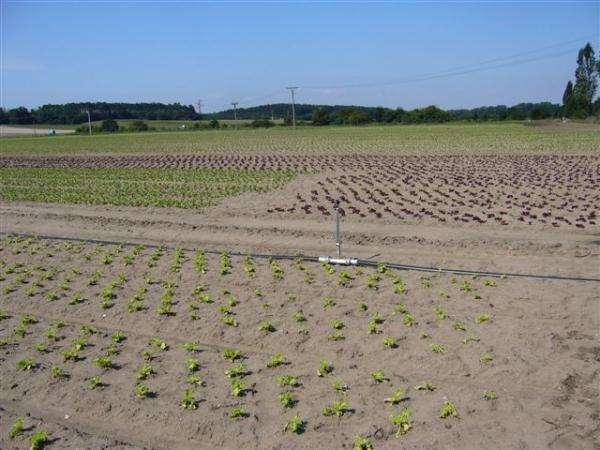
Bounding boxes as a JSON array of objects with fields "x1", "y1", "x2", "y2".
[
  {"x1": 302, "y1": 48, "x2": 579, "y2": 90},
  {"x1": 301, "y1": 36, "x2": 594, "y2": 90}
]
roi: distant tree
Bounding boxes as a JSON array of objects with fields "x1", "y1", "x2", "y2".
[
  {"x1": 373, "y1": 107, "x2": 386, "y2": 123},
  {"x1": 348, "y1": 110, "x2": 371, "y2": 125},
  {"x1": 407, "y1": 106, "x2": 450, "y2": 123},
  {"x1": 0, "y1": 107, "x2": 7, "y2": 124},
  {"x1": 507, "y1": 103, "x2": 533, "y2": 120},
  {"x1": 530, "y1": 102, "x2": 557, "y2": 120},
  {"x1": 574, "y1": 43, "x2": 599, "y2": 114},
  {"x1": 562, "y1": 81, "x2": 573, "y2": 109},
  {"x1": 394, "y1": 107, "x2": 407, "y2": 123},
  {"x1": 128, "y1": 120, "x2": 149, "y2": 132},
  {"x1": 312, "y1": 107, "x2": 331, "y2": 126},
  {"x1": 7, "y1": 107, "x2": 33, "y2": 124},
  {"x1": 334, "y1": 108, "x2": 371, "y2": 125},
  {"x1": 382, "y1": 108, "x2": 398, "y2": 123},
  {"x1": 250, "y1": 119, "x2": 275, "y2": 128},
  {"x1": 101, "y1": 119, "x2": 119, "y2": 132}
]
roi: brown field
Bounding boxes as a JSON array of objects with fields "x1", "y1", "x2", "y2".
[
  {"x1": 0, "y1": 237, "x2": 598, "y2": 450},
  {"x1": 0, "y1": 123, "x2": 599, "y2": 449}
]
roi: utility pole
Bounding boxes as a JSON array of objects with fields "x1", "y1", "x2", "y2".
[
  {"x1": 231, "y1": 102, "x2": 239, "y2": 127},
  {"x1": 86, "y1": 109, "x2": 92, "y2": 136},
  {"x1": 269, "y1": 104, "x2": 274, "y2": 121},
  {"x1": 285, "y1": 87, "x2": 298, "y2": 128},
  {"x1": 196, "y1": 99, "x2": 202, "y2": 116}
]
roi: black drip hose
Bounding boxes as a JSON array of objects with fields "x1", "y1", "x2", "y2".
[{"x1": 1, "y1": 231, "x2": 598, "y2": 283}]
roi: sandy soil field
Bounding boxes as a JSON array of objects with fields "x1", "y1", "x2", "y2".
[
  {"x1": 0, "y1": 147, "x2": 599, "y2": 449},
  {"x1": 0, "y1": 236, "x2": 598, "y2": 450}
]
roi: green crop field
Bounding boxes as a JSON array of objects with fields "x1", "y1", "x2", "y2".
[
  {"x1": 2, "y1": 122, "x2": 598, "y2": 156},
  {"x1": 0, "y1": 168, "x2": 295, "y2": 208},
  {"x1": 88, "y1": 119, "x2": 259, "y2": 131},
  {"x1": 102, "y1": 119, "x2": 283, "y2": 130}
]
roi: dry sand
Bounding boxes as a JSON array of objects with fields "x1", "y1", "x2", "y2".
[{"x1": 0, "y1": 198, "x2": 599, "y2": 449}]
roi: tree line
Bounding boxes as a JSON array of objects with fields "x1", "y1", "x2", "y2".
[
  {"x1": 0, "y1": 101, "x2": 568, "y2": 127},
  {"x1": 209, "y1": 102, "x2": 564, "y2": 125},
  {"x1": 0, "y1": 102, "x2": 198, "y2": 125}
]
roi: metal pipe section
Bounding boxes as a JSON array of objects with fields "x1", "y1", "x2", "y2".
[{"x1": 318, "y1": 256, "x2": 358, "y2": 266}]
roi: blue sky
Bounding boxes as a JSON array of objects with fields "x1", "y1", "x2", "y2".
[{"x1": 2, "y1": 1, "x2": 598, "y2": 111}]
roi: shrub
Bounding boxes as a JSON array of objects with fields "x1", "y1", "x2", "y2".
[
  {"x1": 128, "y1": 120, "x2": 149, "y2": 132},
  {"x1": 266, "y1": 353, "x2": 286, "y2": 368},
  {"x1": 17, "y1": 357, "x2": 34, "y2": 371},
  {"x1": 135, "y1": 383, "x2": 149, "y2": 398},
  {"x1": 354, "y1": 435, "x2": 374, "y2": 450},
  {"x1": 440, "y1": 401, "x2": 458, "y2": 418},
  {"x1": 230, "y1": 405, "x2": 248, "y2": 419},
  {"x1": 101, "y1": 119, "x2": 119, "y2": 132},
  {"x1": 251, "y1": 119, "x2": 275, "y2": 128},
  {"x1": 317, "y1": 359, "x2": 334, "y2": 377},
  {"x1": 89, "y1": 376, "x2": 103, "y2": 389},
  {"x1": 312, "y1": 107, "x2": 332, "y2": 126},
  {"x1": 285, "y1": 413, "x2": 305, "y2": 433},
  {"x1": 10, "y1": 417, "x2": 24, "y2": 438},
  {"x1": 278, "y1": 391, "x2": 296, "y2": 408},
  {"x1": 483, "y1": 390, "x2": 498, "y2": 400},
  {"x1": 29, "y1": 429, "x2": 49, "y2": 450},
  {"x1": 181, "y1": 388, "x2": 198, "y2": 409},
  {"x1": 323, "y1": 399, "x2": 351, "y2": 417},
  {"x1": 390, "y1": 408, "x2": 412, "y2": 436},
  {"x1": 370, "y1": 369, "x2": 387, "y2": 382}
]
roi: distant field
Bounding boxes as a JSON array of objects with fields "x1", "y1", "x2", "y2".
[
  {"x1": 0, "y1": 125, "x2": 76, "y2": 138},
  {"x1": 2, "y1": 123, "x2": 78, "y2": 130},
  {"x1": 92, "y1": 119, "x2": 263, "y2": 130},
  {"x1": 90, "y1": 118, "x2": 283, "y2": 131},
  {"x1": 0, "y1": 119, "x2": 278, "y2": 138},
  {"x1": 1, "y1": 121, "x2": 599, "y2": 156}
]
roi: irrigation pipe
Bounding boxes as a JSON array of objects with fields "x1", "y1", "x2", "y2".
[{"x1": 2, "y1": 231, "x2": 599, "y2": 283}]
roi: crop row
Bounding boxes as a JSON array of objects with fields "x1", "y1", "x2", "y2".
[{"x1": 2, "y1": 153, "x2": 598, "y2": 173}]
